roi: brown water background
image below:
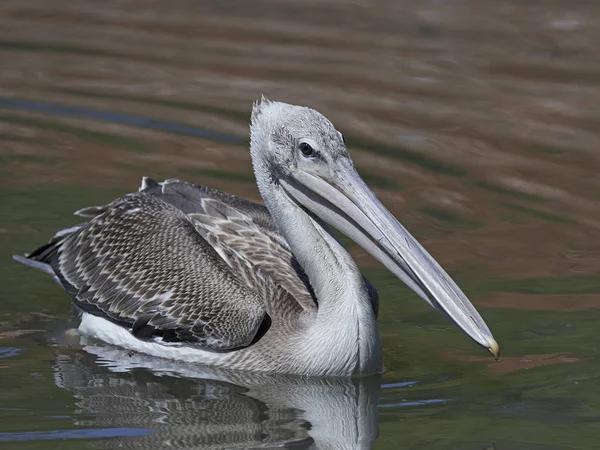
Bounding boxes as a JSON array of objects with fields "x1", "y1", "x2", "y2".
[{"x1": 0, "y1": 1, "x2": 599, "y2": 448}]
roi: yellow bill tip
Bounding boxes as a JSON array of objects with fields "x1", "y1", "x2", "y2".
[{"x1": 488, "y1": 339, "x2": 500, "y2": 360}]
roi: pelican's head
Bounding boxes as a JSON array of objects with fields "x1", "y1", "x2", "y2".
[
  {"x1": 249, "y1": 97, "x2": 499, "y2": 359},
  {"x1": 250, "y1": 97, "x2": 348, "y2": 182}
]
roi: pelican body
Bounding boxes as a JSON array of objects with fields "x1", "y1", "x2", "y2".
[{"x1": 15, "y1": 99, "x2": 498, "y2": 376}]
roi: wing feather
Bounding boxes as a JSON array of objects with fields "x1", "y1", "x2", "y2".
[{"x1": 188, "y1": 198, "x2": 318, "y2": 313}]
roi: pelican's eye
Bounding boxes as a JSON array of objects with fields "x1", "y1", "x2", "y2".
[{"x1": 299, "y1": 142, "x2": 315, "y2": 158}]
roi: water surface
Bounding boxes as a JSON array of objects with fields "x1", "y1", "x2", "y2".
[{"x1": 1, "y1": 0, "x2": 599, "y2": 448}]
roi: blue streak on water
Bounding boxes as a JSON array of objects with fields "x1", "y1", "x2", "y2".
[
  {"x1": 379, "y1": 398, "x2": 453, "y2": 408},
  {"x1": 0, "y1": 347, "x2": 21, "y2": 358},
  {"x1": 0, "y1": 427, "x2": 154, "y2": 442},
  {"x1": 0, "y1": 98, "x2": 244, "y2": 144},
  {"x1": 381, "y1": 380, "x2": 418, "y2": 389}
]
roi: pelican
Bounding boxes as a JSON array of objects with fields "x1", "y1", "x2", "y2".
[{"x1": 14, "y1": 98, "x2": 498, "y2": 376}]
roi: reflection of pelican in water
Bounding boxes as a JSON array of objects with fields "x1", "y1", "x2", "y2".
[
  {"x1": 16, "y1": 98, "x2": 498, "y2": 376},
  {"x1": 53, "y1": 343, "x2": 381, "y2": 449}
]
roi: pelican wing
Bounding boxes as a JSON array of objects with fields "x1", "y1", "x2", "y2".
[
  {"x1": 140, "y1": 178, "x2": 319, "y2": 314},
  {"x1": 188, "y1": 200, "x2": 318, "y2": 314},
  {"x1": 19, "y1": 192, "x2": 268, "y2": 351}
]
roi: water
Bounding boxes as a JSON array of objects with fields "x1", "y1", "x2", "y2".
[{"x1": 1, "y1": 0, "x2": 599, "y2": 448}]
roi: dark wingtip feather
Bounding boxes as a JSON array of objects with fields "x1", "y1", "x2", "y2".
[
  {"x1": 14, "y1": 223, "x2": 84, "y2": 276},
  {"x1": 13, "y1": 254, "x2": 53, "y2": 275},
  {"x1": 13, "y1": 253, "x2": 65, "y2": 287}
]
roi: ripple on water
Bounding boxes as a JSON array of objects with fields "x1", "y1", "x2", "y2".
[{"x1": 0, "y1": 347, "x2": 20, "y2": 359}]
